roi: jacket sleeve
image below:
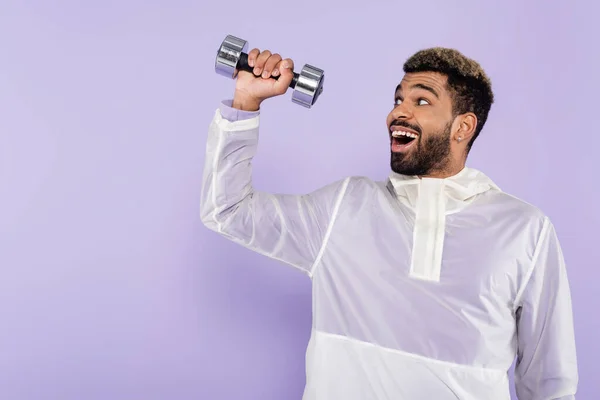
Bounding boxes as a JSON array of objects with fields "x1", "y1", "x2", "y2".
[
  {"x1": 199, "y1": 101, "x2": 349, "y2": 277},
  {"x1": 514, "y1": 217, "x2": 578, "y2": 399}
]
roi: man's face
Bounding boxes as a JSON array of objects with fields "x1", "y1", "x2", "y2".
[{"x1": 386, "y1": 71, "x2": 457, "y2": 176}]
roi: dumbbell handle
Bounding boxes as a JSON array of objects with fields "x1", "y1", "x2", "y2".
[{"x1": 237, "y1": 52, "x2": 299, "y2": 89}]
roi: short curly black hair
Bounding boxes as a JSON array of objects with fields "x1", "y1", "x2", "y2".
[{"x1": 403, "y1": 48, "x2": 494, "y2": 152}]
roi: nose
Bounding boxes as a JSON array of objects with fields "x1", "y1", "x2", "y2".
[{"x1": 391, "y1": 102, "x2": 412, "y2": 121}]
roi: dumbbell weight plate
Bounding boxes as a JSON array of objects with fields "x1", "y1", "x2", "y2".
[
  {"x1": 215, "y1": 35, "x2": 248, "y2": 79},
  {"x1": 292, "y1": 65, "x2": 325, "y2": 108}
]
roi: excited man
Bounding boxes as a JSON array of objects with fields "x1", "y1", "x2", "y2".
[{"x1": 200, "y1": 46, "x2": 578, "y2": 399}]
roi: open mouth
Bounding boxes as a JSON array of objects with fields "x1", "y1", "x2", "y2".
[{"x1": 390, "y1": 128, "x2": 419, "y2": 151}]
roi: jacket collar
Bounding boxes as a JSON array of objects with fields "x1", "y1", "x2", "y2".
[{"x1": 388, "y1": 167, "x2": 501, "y2": 214}]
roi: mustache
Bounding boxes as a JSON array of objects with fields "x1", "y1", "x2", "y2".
[{"x1": 390, "y1": 120, "x2": 421, "y2": 135}]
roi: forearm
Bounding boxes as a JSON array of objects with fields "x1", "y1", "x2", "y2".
[{"x1": 200, "y1": 106, "x2": 260, "y2": 237}]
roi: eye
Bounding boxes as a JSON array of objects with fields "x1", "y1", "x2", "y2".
[
  {"x1": 394, "y1": 98, "x2": 402, "y2": 105},
  {"x1": 417, "y1": 98, "x2": 430, "y2": 106}
]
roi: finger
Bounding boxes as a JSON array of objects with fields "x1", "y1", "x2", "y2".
[
  {"x1": 273, "y1": 58, "x2": 294, "y2": 92},
  {"x1": 253, "y1": 50, "x2": 272, "y2": 75},
  {"x1": 262, "y1": 53, "x2": 282, "y2": 78},
  {"x1": 281, "y1": 58, "x2": 294, "y2": 72},
  {"x1": 247, "y1": 48, "x2": 260, "y2": 68}
]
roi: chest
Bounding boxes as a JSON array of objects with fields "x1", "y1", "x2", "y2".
[
  {"x1": 318, "y1": 197, "x2": 533, "y2": 312},
  {"x1": 310, "y1": 185, "x2": 534, "y2": 365}
]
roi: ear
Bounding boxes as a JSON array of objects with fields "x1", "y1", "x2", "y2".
[{"x1": 453, "y1": 113, "x2": 477, "y2": 143}]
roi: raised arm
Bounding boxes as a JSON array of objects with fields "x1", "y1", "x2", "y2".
[
  {"x1": 201, "y1": 102, "x2": 347, "y2": 276},
  {"x1": 514, "y1": 217, "x2": 579, "y2": 399},
  {"x1": 200, "y1": 100, "x2": 348, "y2": 276}
]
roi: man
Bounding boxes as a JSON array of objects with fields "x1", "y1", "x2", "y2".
[{"x1": 200, "y1": 46, "x2": 578, "y2": 399}]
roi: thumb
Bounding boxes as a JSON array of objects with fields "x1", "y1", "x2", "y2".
[{"x1": 273, "y1": 58, "x2": 294, "y2": 93}]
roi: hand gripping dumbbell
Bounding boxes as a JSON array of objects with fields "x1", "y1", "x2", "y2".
[{"x1": 215, "y1": 35, "x2": 325, "y2": 109}]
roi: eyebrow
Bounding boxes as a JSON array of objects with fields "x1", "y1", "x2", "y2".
[{"x1": 395, "y1": 83, "x2": 440, "y2": 99}]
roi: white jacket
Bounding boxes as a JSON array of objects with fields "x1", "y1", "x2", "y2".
[{"x1": 200, "y1": 101, "x2": 578, "y2": 399}]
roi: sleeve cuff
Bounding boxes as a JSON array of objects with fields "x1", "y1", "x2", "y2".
[{"x1": 219, "y1": 99, "x2": 260, "y2": 122}]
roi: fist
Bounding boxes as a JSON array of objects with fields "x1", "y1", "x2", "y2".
[{"x1": 232, "y1": 49, "x2": 295, "y2": 111}]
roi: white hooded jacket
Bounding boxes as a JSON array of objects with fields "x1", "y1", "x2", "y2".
[{"x1": 200, "y1": 101, "x2": 578, "y2": 400}]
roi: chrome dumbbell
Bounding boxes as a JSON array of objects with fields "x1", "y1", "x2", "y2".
[{"x1": 215, "y1": 35, "x2": 325, "y2": 109}]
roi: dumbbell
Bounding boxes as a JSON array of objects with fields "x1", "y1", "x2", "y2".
[{"x1": 215, "y1": 35, "x2": 325, "y2": 109}]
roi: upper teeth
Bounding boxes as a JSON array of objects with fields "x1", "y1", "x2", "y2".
[{"x1": 392, "y1": 130, "x2": 418, "y2": 139}]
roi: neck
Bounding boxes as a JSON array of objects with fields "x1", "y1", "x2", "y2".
[{"x1": 417, "y1": 156, "x2": 466, "y2": 179}]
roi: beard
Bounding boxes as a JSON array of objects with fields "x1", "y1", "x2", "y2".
[{"x1": 390, "y1": 120, "x2": 453, "y2": 176}]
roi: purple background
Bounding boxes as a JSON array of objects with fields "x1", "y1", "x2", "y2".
[{"x1": 1, "y1": 1, "x2": 598, "y2": 399}]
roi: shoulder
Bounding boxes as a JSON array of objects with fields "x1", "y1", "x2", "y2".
[
  {"x1": 487, "y1": 189, "x2": 547, "y2": 217},
  {"x1": 339, "y1": 175, "x2": 392, "y2": 195},
  {"x1": 302, "y1": 175, "x2": 388, "y2": 204},
  {"x1": 311, "y1": 175, "x2": 386, "y2": 195},
  {"x1": 320, "y1": 176, "x2": 395, "y2": 210},
  {"x1": 479, "y1": 189, "x2": 553, "y2": 237}
]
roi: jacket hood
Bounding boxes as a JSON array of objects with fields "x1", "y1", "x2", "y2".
[{"x1": 388, "y1": 166, "x2": 501, "y2": 214}]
